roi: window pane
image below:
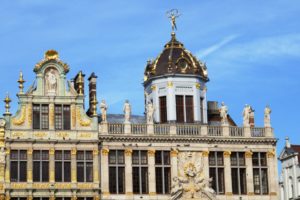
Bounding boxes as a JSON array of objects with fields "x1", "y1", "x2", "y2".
[
  {"x1": 176, "y1": 95, "x2": 184, "y2": 123},
  {"x1": 231, "y1": 153, "x2": 237, "y2": 166},
  {"x1": 117, "y1": 151, "x2": 124, "y2": 164},
  {"x1": 33, "y1": 162, "x2": 40, "y2": 182},
  {"x1": 159, "y1": 96, "x2": 167, "y2": 123},
  {"x1": 86, "y1": 162, "x2": 93, "y2": 182},
  {"x1": 20, "y1": 150, "x2": 27, "y2": 160},
  {"x1": 132, "y1": 167, "x2": 140, "y2": 194},
  {"x1": 141, "y1": 151, "x2": 147, "y2": 164},
  {"x1": 77, "y1": 151, "x2": 84, "y2": 161},
  {"x1": 64, "y1": 151, "x2": 71, "y2": 160},
  {"x1": 239, "y1": 153, "x2": 245, "y2": 166},
  {"x1": 11, "y1": 150, "x2": 18, "y2": 160},
  {"x1": 41, "y1": 105, "x2": 49, "y2": 130},
  {"x1": 217, "y1": 152, "x2": 223, "y2": 165},
  {"x1": 253, "y1": 169, "x2": 260, "y2": 194},
  {"x1": 55, "y1": 151, "x2": 62, "y2": 160},
  {"x1": 217, "y1": 168, "x2": 224, "y2": 194},
  {"x1": 261, "y1": 169, "x2": 269, "y2": 194},
  {"x1": 132, "y1": 151, "x2": 139, "y2": 165},
  {"x1": 240, "y1": 168, "x2": 247, "y2": 194},
  {"x1": 163, "y1": 151, "x2": 170, "y2": 165},
  {"x1": 33, "y1": 105, "x2": 41, "y2": 129},
  {"x1": 10, "y1": 162, "x2": 18, "y2": 182},
  {"x1": 86, "y1": 151, "x2": 93, "y2": 160},
  {"x1": 118, "y1": 167, "x2": 125, "y2": 194},
  {"x1": 64, "y1": 162, "x2": 71, "y2": 182},
  {"x1": 42, "y1": 151, "x2": 49, "y2": 160},
  {"x1": 155, "y1": 151, "x2": 162, "y2": 165},
  {"x1": 141, "y1": 167, "x2": 148, "y2": 194},
  {"x1": 55, "y1": 105, "x2": 62, "y2": 130},
  {"x1": 260, "y1": 153, "x2": 267, "y2": 166},
  {"x1": 156, "y1": 168, "x2": 163, "y2": 194},
  {"x1": 63, "y1": 105, "x2": 71, "y2": 130},
  {"x1": 55, "y1": 162, "x2": 62, "y2": 182},
  {"x1": 209, "y1": 153, "x2": 216, "y2": 166},
  {"x1": 33, "y1": 151, "x2": 40, "y2": 160},
  {"x1": 42, "y1": 162, "x2": 49, "y2": 182},
  {"x1": 109, "y1": 151, "x2": 116, "y2": 164},
  {"x1": 109, "y1": 167, "x2": 117, "y2": 194},
  {"x1": 19, "y1": 161, "x2": 27, "y2": 182},
  {"x1": 209, "y1": 168, "x2": 216, "y2": 192},
  {"x1": 164, "y1": 167, "x2": 171, "y2": 194},
  {"x1": 252, "y1": 153, "x2": 259, "y2": 166},
  {"x1": 231, "y1": 168, "x2": 238, "y2": 194},
  {"x1": 185, "y1": 96, "x2": 194, "y2": 123}
]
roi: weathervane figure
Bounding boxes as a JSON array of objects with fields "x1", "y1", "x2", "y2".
[{"x1": 167, "y1": 9, "x2": 181, "y2": 32}]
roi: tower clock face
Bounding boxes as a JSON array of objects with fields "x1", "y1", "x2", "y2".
[{"x1": 178, "y1": 59, "x2": 188, "y2": 71}]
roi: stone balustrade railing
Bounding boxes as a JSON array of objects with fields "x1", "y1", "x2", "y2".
[{"x1": 101, "y1": 123, "x2": 274, "y2": 138}]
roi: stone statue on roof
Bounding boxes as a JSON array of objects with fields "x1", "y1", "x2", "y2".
[
  {"x1": 264, "y1": 105, "x2": 272, "y2": 127},
  {"x1": 46, "y1": 69, "x2": 57, "y2": 95},
  {"x1": 243, "y1": 104, "x2": 251, "y2": 127},
  {"x1": 146, "y1": 101, "x2": 155, "y2": 124},
  {"x1": 219, "y1": 102, "x2": 228, "y2": 125},
  {"x1": 123, "y1": 100, "x2": 131, "y2": 123},
  {"x1": 100, "y1": 100, "x2": 108, "y2": 123},
  {"x1": 167, "y1": 9, "x2": 181, "y2": 31}
]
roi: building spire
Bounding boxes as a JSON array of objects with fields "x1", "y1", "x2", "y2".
[
  {"x1": 4, "y1": 93, "x2": 11, "y2": 116},
  {"x1": 166, "y1": 9, "x2": 181, "y2": 33},
  {"x1": 18, "y1": 71, "x2": 25, "y2": 94}
]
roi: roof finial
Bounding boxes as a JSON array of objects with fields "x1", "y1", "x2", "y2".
[
  {"x1": 166, "y1": 9, "x2": 181, "y2": 33},
  {"x1": 285, "y1": 137, "x2": 291, "y2": 148}
]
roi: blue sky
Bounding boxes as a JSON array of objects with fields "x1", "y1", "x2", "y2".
[{"x1": 0, "y1": 0, "x2": 300, "y2": 157}]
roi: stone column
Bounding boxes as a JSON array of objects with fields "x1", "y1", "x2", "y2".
[
  {"x1": 148, "y1": 149, "x2": 156, "y2": 196},
  {"x1": 202, "y1": 151, "x2": 209, "y2": 179},
  {"x1": 49, "y1": 148, "x2": 55, "y2": 183},
  {"x1": 27, "y1": 148, "x2": 33, "y2": 183},
  {"x1": 125, "y1": 148, "x2": 133, "y2": 196},
  {"x1": 101, "y1": 148, "x2": 110, "y2": 197},
  {"x1": 267, "y1": 150, "x2": 278, "y2": 199},
  {"x1": 4, "y1": 149, "x2": 10, "y2": 183},
  {"x1": 194, "y1": 83, "x2": 201, "y2": 122},
  {"x1": 201, "y1": 88, "x2": 208, "y2": 123},
  {"x1": 167, "y1": 81, "x2": 176, "y2": 122},
  {"x1": 245, "y1": 151, "x2": 254, "y2": 196},
  {"x1": 49, "y1": 103, "x2": 55, "y2": 130},
  {"x1": 71, "y1": 147, "x2": 77, "y2": 184},
  {"x1": 93, "y1": 149, "x2": 100, "y2": 187},
  {"x1": 71, "y1": 104, "x2": 76, "y2": 130},
  {"x1": 170, "y1": 150, "x2": 178, "y2": 181},
  {"x1": 223, "y1": 151, "x2": 232, "y2": 197}
]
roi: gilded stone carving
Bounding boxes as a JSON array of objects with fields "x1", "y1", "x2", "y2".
[
  {"x1": 27, "y1": 170, "x2": 32, "y2": 182},
  {"x1": 195, "y1": 83, "x2": 201, "y2": 89},
  {"x1": 56, "y1": 132, "x2": 69, "y2": 138},
  {"x1": 148, "y1": 149, "x2": 155, "y2": 157},
  {"x1": 77, "y1": 183, "x2": 93, "y2": 189},
  {"x1": 79, "y1": 132, "x2": 92, "y2": 138},
  {"x1": 71, "y1": 169, "x2": 76, "y2": 183},
  {"x1": 245, "y1": 151, "x2": 253, "y2": 158},
  {"x1": 34, "y1": 50, "x2": 69, "y2": 73},
  {"x1": 27, "y1": 104, "x2": 32, "y2": 127},
  {"x1": 151, "y1": 85, "x2": 156, "y2": 91},
  {"x1": 171, "y1": 149, "x2": 178, "y2": 157},
  {"x1": 12, "y1": 106, "x2": 26, "y2": 126},
  {"x1": 223, "y1": 151, "x2": 231, "y2": 158},
  {"x1": 49, "y1": 104, "x2": 54, "y2": 127},
  {"x1": 202, "y1": 151, "x2": 209, "y2": 157},
  {"x1": 27, "y1": 148, "x2": 33, "y2": 155},
  {"x1": 93, "y1": 196, "x2": 100, "y2": 200},
  {"x1": 102, "y1": 148, "x2": 109, "y2": 156},
  {"x1": 54, "y1": 183, "x2": 72, "y2": 189},
  {"x1": 71, "y1": 148, "x2": 77, "y2": 155},
  {"x1": 32, "y1": 183, "x2": 50, "y2": 189},
  {"x1": 149, "y1": 192, "x2": 156, "y2": 196},
  {"x1": 167, "y1": 81, "x2": 173, "y2": 88},
  {"x1": 10, "y1": 183, "x2": 27, "y2": 189},
  {"x1": 49, "y1": 148, "x2": 55, "y2": 155},
  {"x1": 93, "y1": 149, "x2": 99, "y2": 156},
  {"x1": 267, "y1": 149, "x2": 275, "y2": 158},
  {"x1": 76, "y1": 107, "x2": 92, "y2": 127},
  {"x1": 12, "y1": 132, "x2": 24, "y2": 138},
  {"x1": 71, "y1": 105, "x2": 76, "y2": 128},
  {"x1": 125, "y1": 148, "x2": 132, "y2": 156},
  {"x1": 34, "y1": 132, "x2": 47, "y2": 139}
]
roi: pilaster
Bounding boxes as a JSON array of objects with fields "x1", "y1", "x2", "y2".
[
  {"x1": 202, "y1": 151, "x2": 209, "y2": 179},
  {"x1": 267, "y1": 150, "x2": 278, "y2": 199},
  {"x1": 93, "y1": 148, "x2": 99, "y2": 185},
  {"x1": 101, "y1": 148, "x2": 110, "y2": 197},
  {"x1": 148, "y1": 149, "x2": 156, "y2": 196},
  {"x1": 194, "y1": 83, "x2": 201, "y2": 122},
  {"x1": 27, "y1": 148, "x2": 33, "y2": 183},
  {"x1": 167, "y1": 80, "x2": 176, "y2": 122},
  {"x1": 125, "y1": 148, "x2": 133, "y2": 196},
  {"x1": 71, "y1": 147, "x2": 77, "y2": 184},
  {"x1": 223, "y1": 151, "x2": 232, "y2": 196},
  {"x1": 49, "y1": 148, "x2": 55, "y2": 183},
  {"x1": 245, "y1": 151, "x2": 254, "y2": 195},
  {"x1": 4, "y1": 149, "x2": 9, "y2": 183}
]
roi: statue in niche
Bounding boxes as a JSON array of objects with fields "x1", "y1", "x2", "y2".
[
  {"x1": 46, "y1": 69, "x2": 57, "y2": 95},
  {"x1": 123, "y1": 100, "x2": 131, "y2": 123},
  {"x1": 0, "y1": 147, "x2": 5, "y2": 164},
  {"x1": 100, "y1": 100, "x2": 108, "y2": 123},
  {"x1": 146, "y1": 101, "x2": 155, "y2": 124},
  {"x1": 219, "y1": 102, "x2": 228, "y2": 125},
  {"x1": 264, "y1": 105, "x2": 272, "y2": 127},
  {"x1": 243, "y1": 104, "x2": 251, "y2": 127}
]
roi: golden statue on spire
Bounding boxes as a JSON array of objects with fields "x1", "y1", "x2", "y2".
[{"x1": 167, "y1": 9, "x2": 181, "y2": 32}]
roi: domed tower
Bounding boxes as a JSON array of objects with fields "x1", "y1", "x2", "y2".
[{"x1": 144, "y1": 31, "x2": 209, "y2": 124}]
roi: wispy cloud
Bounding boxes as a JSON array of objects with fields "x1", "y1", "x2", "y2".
[{"x1": 196, "y1": 34, "x2": 239, "y2": 58}]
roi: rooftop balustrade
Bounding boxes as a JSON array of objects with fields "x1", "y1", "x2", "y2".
[{"x1": 101, "y1": 122, "x2": 273, "y2": 138}]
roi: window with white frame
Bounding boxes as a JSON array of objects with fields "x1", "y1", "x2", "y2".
[
  {"x1": 77, "y1": 151, "x2": 93, "y2": 182},
  {"x1": 132, "y1": 150, "x2": 148, "y2": 194},
  {"x1": 209, "y1": 151, "x2": 225, "y2": 194},
  {"x1": 176, "y1": 95, "x2": 194, "y2": 123},
  {"x1": 252, "y1": 152, "x2": 268, "y2": 195},
  {"x1": 231, "y1": 152, "x2": 247, "y2": 195},
  {"x1": 10, "y1": 150, "x2": 27, "y2": 182},
  {"x1": 33, "y1": 150, "x2": 49, "y2": 182},
  {"x1": 55, "y1": 150, "x2": 71, "y2": 182},
  {"x1": 155, "y1": 151, "x2": 171, "y2": 194},
  {"x1": 109, "y1": 150, "x2": 125, "y2": 194}
]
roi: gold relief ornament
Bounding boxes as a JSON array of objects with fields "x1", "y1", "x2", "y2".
[
  {"x1": 12, "y1": 132, "x2": 24, "y2": 138},
  {"x1": 32, "y1": 183, "x2": 50, "y2": 189},
  {"x1": 93, "y1": 149, "x2": 99, "y2": 156},
  {"x1": 77, "y1": 183, "x2": 93, "y2": 189},
  {"x1": 267, "y1": 149, "x2": 276, "y2": 158},
  {"x1": 0, "y1": 195, "x2": 4, "y2": 200},
  {"x1": 79, "y1": 132, "x2": 92, "y2": 138},
  {"x1": 76, "y1": 107, "x2": 92, "y2": 127},
  {"x1": 27, "y1": 104, "x2": 32, "y2": 126},
  {"x1": 223, "y1": 151, "x2": 231, "y2": 158},
  {"x1": 49, "y1": 104, "x2": 54, "y2": 127},
  {"x1": 71, "y1": 105, "x2": 76, "y2": 128},
  {"x1": 55, "y1": 183, "x2": 72, "y2": 189},
  {"x1": 93, "y1": 196, "x2": 100, "y2": 200},
  {"x1": 245, "y1": 151, "x2": 253, "y2": 158},
  {"x1": 34, "y1": 50, "x2": 69, "y2": 73},
  {"x1": 171, "y1": 149, "x2": 178, "y2": 157},
  {"x1": 71, "y1": 148, "x2": 77, "y2": 155},
  {"x1": 147, "y1": 149, "x2": 155, "y2": 157},
  {"x1": 201, "y1": 151, "x2": 209, "y2": 157},
  {"x1": 102, "y1": 148, "x2": 109, "y2": 156},
  {"x1": 151, "y1": 85, "x2": 156, "y2": 91},
  {"x1": 34, "y1": 132, "x2": 47, "y2": 138},
  {"x1": 27, "y1": 148, "x2": 33, "y2": 155},
  {"x1": 167, "y1": 81, "x2": 173, "y2": 88},
  {"x1": 49, "y1": 148, "x2": 55, "y2": 155},
  {"x1": 56, "y1": 132, "x2": 69, "y2": 138},
  {"x1": 11, "y1": 183, "x2": 27, "y2": 189},
  {"x1": 195, "y1": 83, "x2": 201, "y2": 89},
  {"x1": 125, "y1": 148, "x2": 132, "y2": 156},
  {"x1": 12, "y1": 106, "x2": 26, "y2": 126}
]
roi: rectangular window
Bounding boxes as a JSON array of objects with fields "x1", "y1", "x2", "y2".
[
  {"x1": 55, "y1": 198, "x2": 71, "y2": 200},
  {"x1": 33, "y1": 104, "x2": 49, "y2": 130},
  {"x1": 176, "y1": 95, "x2": 184, "y2": 123},
  {"x1": 55, "y1": 105, "x2": 70, "y2": 130},
  {"x1": 209, "y1": 152, "x2": 224, "y2": 194},
  {"x1": 77, "y1": 151, "x2": 93, "y2": 182},
  {"x1": 132, "y1": 150, "x2": 148, "y2": 194},
  {"x1": 200, "y1": 97, "x2": 204, "y2": 123},
  {"x1": 77, "y1": 198, "x2": 93, "y2": 200},
  {"x1": 159, "y1": 96, "x2": 167, "y2": 123},
  {"x1": 11, "y1": 198, "x2": 27, "y2": 200},
  {"x1": 55, "y1": 150, "x2": 71, "y2": 182},
  {"x1": 33, "y1": 198, "x2": 49, "y2": 200},
  {"x1": 231, "y1": 152, "x2": 247, "y2": 195},
  {"x1": 10, "y1": 150, "x2": 27, "y2": 182},
  {"x1": 176, "y1": 95, "x2": 194, "y2": 123},
  {"x1": 252, "y1": 152, "x2": 268, "y2": 195},
  {"x1": 109, "y1": 150, "x2": 125, "y2": 194},
  {"x1": 155, "y1": 151, "x2": 171, "y2": 194},
  {"x1": 33, "y1": 150, "x2": 49, "y2": 182}
]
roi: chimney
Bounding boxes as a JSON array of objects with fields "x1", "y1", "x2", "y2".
[{"x1": 87, "y1": 72, "x2": 98, "y2": 116}]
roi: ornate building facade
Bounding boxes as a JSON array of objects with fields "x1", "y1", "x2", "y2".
[{"x1": 0, "y1": 17, "x2": 278, "y2": 200}]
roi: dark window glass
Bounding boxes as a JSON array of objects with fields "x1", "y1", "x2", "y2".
[
  {"x1": 33, "y1": 104, "x2": 49, "y2": 130},
  {"x1": 55, "y1": 105, "x2": 71, "y2": 130},
  {"x1": 176, "y1": 95, "x2": 184, "y2": 123},
  {"x1": 41, "y1": 105, "x2": 49, "y2": 129},
  {"x1": 185, "y1": 96, "x2": 194, "y2": 123},
  {"x1": 33, "y1": 105, "x2": 41, "y2": 129},
  {"x1": 253, "y1": 152, "x2": 269, "y2": 195},
  {"x1": 109, "y1": 150, "x2": 125, "y2": 194},
  {"x1": 132, "y1": 150, "x2": 148, "y2": 194},
  {"x1": 231, "y1": 152, "x2": 247, "y2": 195},
  {"x1": 155, "y1": 151, "x2": 171, "y2": 194},
  {"x1": 55, "y1": 150, "x2": 71, "y2": 182},
  {"x1": 33, "y1": 150, "x2": 49, "y2": 182},
  {"x1": 159, "y1": 96, "x2": 167, "y2": 123},
  {"x1": 209, "y1": 152, "x2": 224, "y2": 194},
  {"x1": 10, "y1": 150, "x2": 27, "y2": 182}
]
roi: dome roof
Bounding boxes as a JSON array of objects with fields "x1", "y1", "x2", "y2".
[{"x1": 144, "y1": 33, "x2": 208, "y2": 83}]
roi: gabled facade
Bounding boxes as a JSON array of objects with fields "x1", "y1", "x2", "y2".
[{"x1": 279, "y1": 138, "x2": 300, "y2": 200}]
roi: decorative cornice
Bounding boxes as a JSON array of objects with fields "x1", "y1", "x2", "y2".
[{"x1": 34, "y1": 50, "x2": 69, "y2": 73}]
